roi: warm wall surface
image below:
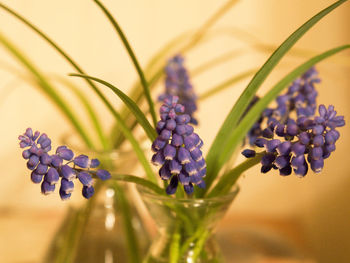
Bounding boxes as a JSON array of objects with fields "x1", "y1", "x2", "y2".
[{"x1": 0, "y1": 1, "x2": 349, "y2": 262}]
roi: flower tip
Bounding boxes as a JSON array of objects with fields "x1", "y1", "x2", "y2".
[
  {"x1": 73, "y1": 154, "x2": 89, "y2": 168},
  {"x1": 96, "y1": 169, "x2": 111, "y2": 181},
  {"x1": 241, "y1": 149, "x2": 256, "y2": 158},
  {"x1": 90, "y1": 158, "x2": 100, "y2": 168},
  {"x1": 82, "y1": 185, "x2": 95, "y2": 199}
]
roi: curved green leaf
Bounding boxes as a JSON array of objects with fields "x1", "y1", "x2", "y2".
[
  {"x1": 52, "y1": 76, "x2": 109, "y2": 149},
  {"x1": 110, "y1": 109, "x2": 157, "y2": 183},
  {"x1": 69, "y1": 73, "x2": 157, "y2": 142},
  {"x1": 93, "y1": 0, "x2": 157, "y2": 128},
  {"x1": 0, "y1": 59, "x2": 108, "y2": 149},
  {"x1": 207, "y1": 152, "x2": 264, "y2": 197},
  {"x1": 199, "y1": 68, "x2": 258, "y2": 101},
  {"x1": 204, "y1": 0, "x2": 348, "y2": 192}
]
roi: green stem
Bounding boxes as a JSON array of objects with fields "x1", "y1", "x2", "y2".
[
  {"x1": 93, "y1": 0, "x2": 157, "y2": 128},
  {"x1": 49, "y1": 207, "x2": 79, "y2": 263},
  {"x1": 169, "y1": 223, "x2": 181, "y2": 263},
  {"x1": 191, "y1": 230, "x2": 210, "y2": 262},
  {"x1": 178, "y1": 221, "x2": 207, "y2": 258},
  {"x1": 112, "y1": 182, "x2": 141, "y2": 263},
  {"x1": 61, "y1": 181, "x2": 103, "y2": 263},
  {"x1": 207, "y1": 152, "x2": 264, "y2": 198},
  {"x1": 179, "y1": 231, "x2": 199, "y2": 257}
]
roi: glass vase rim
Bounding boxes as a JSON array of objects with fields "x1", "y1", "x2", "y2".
[{"x1": 136, "y1": 184, "x2": 239, "y2": 204}]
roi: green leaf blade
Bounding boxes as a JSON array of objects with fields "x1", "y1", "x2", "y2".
[
  {"x1": 69, "y1": 73, "x2": 157, "y2": 142},
  {"x1": 0, "y1": 32, "x2": 95, "y2": 148},
  {"x1": 53, "y1": 76, "x2": 109, "y2": 149},
  {"x1": 198, "y1": 68, "x2": 258, "y2": 101}
]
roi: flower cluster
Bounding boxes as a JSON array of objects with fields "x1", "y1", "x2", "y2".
[
  {"x1": 242, "y1": 68, "x2": 345, "y2": 177},
  {"x1": 151, "y1": 96, "x2": 206, "y2": 195},
  {"x1": 19, "y1": 128, "x2": 111, "y2": 200},
  {"x1": 159, "y1": 55, "x2": 198, "y2": 125},
  {"x1": 246, "y1": 67, "x2": 320, "y2": 145},
  {"x1": 243, "y1": 104, "x2": 344, "y2": 176}
]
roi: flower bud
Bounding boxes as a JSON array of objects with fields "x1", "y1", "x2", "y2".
[
  {"x1": 73, "y1": 155, "x2": 89, "y2": 168},
  {"x1": 45, "y1": 168, "x2": 60, "y2": 185},
  {"x1": 41, "y1": 181, "x2": 55, "y2": 195},
  {"x1": 78, "y1": 172, "x2": 93, "y2": 186},
  {"x1": 82, "y1": 185, "x2": 95, "y2": 199}
]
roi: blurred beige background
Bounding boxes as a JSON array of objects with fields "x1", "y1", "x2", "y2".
[{"x1": 0, "y1": 0, "x2": 349, "y2": 262}]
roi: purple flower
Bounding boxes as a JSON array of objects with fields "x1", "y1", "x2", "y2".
[
  {"x1": 242, "y1": 104, "x2": 344, "y2": 177},
  {"x1": 159, "y1": 55, "x2": 198, "y2": 125},
  {"x1": 246, "y1": 67, "x2": 320, "y2": 146},
  {"x1": 18, "y1": 128, "x2": 111, "y2": 200},
  {"x1": 242, "y1": 67, "x2": 345, "y2": 178},
  {"x1": 152, "y1": 96, "x2": 206, "y2": 195}
]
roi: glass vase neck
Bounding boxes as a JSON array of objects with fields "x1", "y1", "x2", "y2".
[{"x1": 138, "y1": 185, "x2": 239, "y2": 263}]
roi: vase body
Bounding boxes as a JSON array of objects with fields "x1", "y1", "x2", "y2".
[
  {"x1": 137, "y1": 185, "x2": 239, "y2": 263},
  {"x1": 44, "y1": 142, "x2": 150, "y2": 263}
]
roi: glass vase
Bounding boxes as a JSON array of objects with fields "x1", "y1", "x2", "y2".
[
  {"x1": 137, "y1": 185, "x2": 239, "y2": 263},
  {"x1": 44, "y1": 141, "x2": 150, "y2": 263}
]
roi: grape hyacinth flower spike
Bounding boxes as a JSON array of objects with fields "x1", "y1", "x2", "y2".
[
  {"x1": 242, "y1": 68, "x2": 345, "y2": 177},
  {"x1": 242, "y1": 103, "x2": 344, "y2": 177},
  {"x1": 159, "y1": 55, "x2": 198, "y2": 125},
  {"x1": 152, "y1": 96, "x2": 206, "y2": 195},
  {"x1": 241, "y1": 67, "x2": 345, "y2": 178},
  {"x1": 19, "y1": 128, "x2": 111, "y2": 200}
]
